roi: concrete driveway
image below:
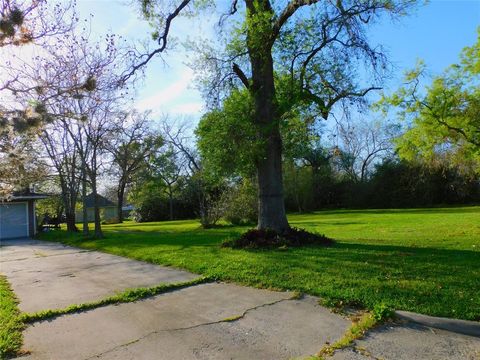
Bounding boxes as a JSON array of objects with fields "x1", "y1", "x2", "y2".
[{"x1": 1, "y1": 239, "x2": 479, "y2": 360}]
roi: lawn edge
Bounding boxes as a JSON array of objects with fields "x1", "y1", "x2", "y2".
[
  {"x1": 21, "y1": 276, "x2": 211, "y2": 324},
  {"x1": 0, "y1": 274, "x2": 24, "y2": 359}
]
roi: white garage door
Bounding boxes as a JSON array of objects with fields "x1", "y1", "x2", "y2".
[{"x1": 0, "y1": 203, "x2": 29, "y2": 240}]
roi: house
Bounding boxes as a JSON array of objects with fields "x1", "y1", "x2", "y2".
[
  {"x1": 121, "y1": 204, "x2": 134, "y2": 219},
  {"x1": 0, "y1": 191, "x2": 48, "y2": 240},
  {"x1": 76, "y1": 193, "x2": 118, "y2": 223}
]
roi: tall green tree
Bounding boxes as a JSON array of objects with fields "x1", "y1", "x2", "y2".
[
  {"x1": 379, "y1": 30, "x2": 480, "y2": 172},
  {"x1": 131, "y1": 0, "x2": 418, "y2": 232}
]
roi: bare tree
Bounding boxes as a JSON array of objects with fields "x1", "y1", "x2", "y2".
[
  {"x1": 149, "y1": 145, "x2": 184, "y2": 220},
  {"x1": 0, "y1": 0, "x2": 74, "y2": 48},
  {"x1": 9, "y1": 26, "x2": 131, "y2": 237},
  {"x1": 39, "y1": 121, "x2": 81, "y2": 231},
  {"x1": 107, "y1": 111, "x2": 162, "y2": 222},
  {"x1": 0, "y1": 0, "x2": 76, "y2": 196},
  {"x1": 333, "y1": 117, "x2": 397, "y2": 182},
  {"x1": 158, "y1": 117, "x2": 217, "y2": 227},
  {"x1": 0, "y1": 118, "x2": 47, "y2": 198}
]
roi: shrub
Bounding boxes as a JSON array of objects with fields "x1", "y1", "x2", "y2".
[{"x1": 222, "y1": 179, "x2": 257, "y2": 225}]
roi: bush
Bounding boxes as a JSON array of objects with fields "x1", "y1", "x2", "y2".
[
  {"x1": 198, "y1": 193, "x2": 225, "y2": 228},
  {"x1": 222, "y1": 227, "x2": 334, "y2": 249},
  {"x1": 222, "y1": 179, "x2": 257, "y2": 225}
]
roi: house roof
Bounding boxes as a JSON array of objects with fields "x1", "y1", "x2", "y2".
[
  {"x1": 7, "y1": 190, "x2": 49, "y2": 201},
  {"x1": 83, "y1": 193, "x2": 116, "y2": 208}
]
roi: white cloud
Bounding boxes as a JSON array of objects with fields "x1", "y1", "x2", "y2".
[
  {"x1": 171, "y1": 102, "x2": 204, "y2": 115},
  {"x1": 135, "y1": 68, "x2": 195, "y2": 111}
]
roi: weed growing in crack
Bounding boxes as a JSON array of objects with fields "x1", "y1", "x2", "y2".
[{"x1": 20, "y1": 277, "x2": 211, "y2": 323}]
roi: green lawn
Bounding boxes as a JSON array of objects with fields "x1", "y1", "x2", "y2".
[
  {"x1": 0, "y1": 275, "x2": 23, "y2": 358},
  {"x1": 39, "y1": 207, "x2": 480, "y2": 321}
]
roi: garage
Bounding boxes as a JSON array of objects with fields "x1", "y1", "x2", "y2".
[
  {"x1": 0, "y1": 202, "x2": 29, "y2": 240},
  {"x1": 0, "y1": 191, "x2": 48, "y2": 241}
]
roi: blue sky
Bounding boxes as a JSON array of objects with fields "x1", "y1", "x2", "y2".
[{"x1": 76, "y1": 0, "x2": 480, "y2": 121}]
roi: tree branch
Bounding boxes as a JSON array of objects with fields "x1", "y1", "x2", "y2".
[
  {"x1": 121, "y1": 0, "x2": 191, "y2": 83},
  {"x1": 271, "y1": 0, "x2": 320, "y2": 43},
  {"x1": 232, "y1": 63, "x2": 250, "y2": 89}
]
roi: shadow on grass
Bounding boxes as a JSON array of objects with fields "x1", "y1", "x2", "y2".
[
  {"x1": 36, "y1": 223, "x2": 480, "y2": 320},
  {"x1": 307, "y1": 206, "x2": 480, "y2": 216}
]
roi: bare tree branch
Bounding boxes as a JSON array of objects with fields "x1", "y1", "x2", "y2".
[{"x1": 121, "y1": 0, "x2": 191, "y2": 82}]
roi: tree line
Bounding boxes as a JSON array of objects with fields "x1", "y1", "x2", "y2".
[{"x1": 1, "y1": 0, "x2": 478, "y2": 239}]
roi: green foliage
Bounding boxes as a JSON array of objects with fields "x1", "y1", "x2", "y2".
[
  {"x1": 318, "y1": 311, "x2": 378, "y2": 358},
  {"x1": 39, "y1": 207, "x2": 480, "y2": 320},
  {"x1": 196, "y1": 88, "x2": 313, "y2": 178},
  {"x1": 129, "y1": 180, "x2": 195, "y2": 222},
  {"x1": 221, "y1": 179, "x2": 258, "y2": 225},
  {"x1": 372, "y1": 303, "x2": 395, "y2": 321},
  {"x1": 0, "y1": 275, "x2": 23, "y2": 358},
  {"x1": 369, "y1": 158, "x2": 480, "y2": 207},
  {"x1": 379, "y1": 30, "x2": 480, "y2": 172},
  {"x1": 283, "y1": 160, "x2": 315, "y2": 212},
  {"x1": 36, "y1": 195, "x2": 64, "y2": 219},
  {"x1": 196, "y1": 89, "x2": 259, "y2": 178},
  {"x1": 0, "y1": 7, "x2": 27, "y2": 44}
]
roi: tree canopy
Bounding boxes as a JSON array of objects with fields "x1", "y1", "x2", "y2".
[
  {"x1": 137, "y1": 0, "x2": 419, "y2": 232},
  {"x1": 380, "y1": 29, "x2": 480, "y2": 172}
]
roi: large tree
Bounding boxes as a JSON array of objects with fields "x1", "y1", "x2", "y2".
[
  {"x1": 129, "y1": 0, "x2": 417, "y2": 232},
  {"x1": 379, "y1": 30, "x2": 480, "y2": 172}
]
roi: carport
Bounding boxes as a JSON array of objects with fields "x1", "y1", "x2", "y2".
[{"x1": 0, "y1": 192, "x2": 48, "y2": 240}]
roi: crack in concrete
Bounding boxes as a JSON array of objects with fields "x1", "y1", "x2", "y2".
[
  {"x1": 0, "y1": 257, "x2": 29, "y2": 263},
  {"x1": 83, "y1": 297, "x2": 292, "y2": 359},
  {"x1": 65, "y1": 260, "x2": 136, "y2": 272},
  {"x1": 0, "y1": 250, "x2": 92, "y2": 263},
  {"x1": 172, "y1": 297, "x2": 290, "y2": 332}
]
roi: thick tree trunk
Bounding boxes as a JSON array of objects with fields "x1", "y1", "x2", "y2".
[
  {"x1": 168, "y1": 189, "x2": 174, "y2": 221},
  {"x1": 117, "y1": 183, "x2": 125, "y2": 223},
  {"x1": 81, "y1": 167, "x2": 89, "y2": 236},
  {"x1": 65, "y1": 211, "x2": 78, "y2": 232},
  {"x1": 117, "y1": 202, "x2": 123, "y2": 223},
  {"x1": 91, "y1": 177, "x2": 103, "y2": 239},
  {"x1": 256, "y1": 127, "x2": 289, "y2": 231},
  {"x1": 246, "y1": 1, "x2": 289, "y2": 233},
  {"x1": 60, "y1": 182, "x2": 78, "y2": 232}
]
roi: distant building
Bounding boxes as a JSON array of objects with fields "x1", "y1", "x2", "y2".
[
  {"x1": 0, "y1": 191, "x2": 48, "y2": 240},
  {"x1": 76, "y1": 193, "x2": 118, "y2": 223},
  {"x1": 121, "y1": 204, "x2": 134, "y2": 219}
]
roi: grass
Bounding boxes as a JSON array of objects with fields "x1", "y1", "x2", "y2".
[
  {"x1": 39, "y1": 207, "x2": 480, "y2": 321},
  {"x1": 20, "y1": 277, "x2": 210, "y2": 323},
  {"x1": 0, "y1": 275, "x2": 23, "y2": 359},
  {"x1": 316, "y1": 311, "x2": 379, "y2": 358}
]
